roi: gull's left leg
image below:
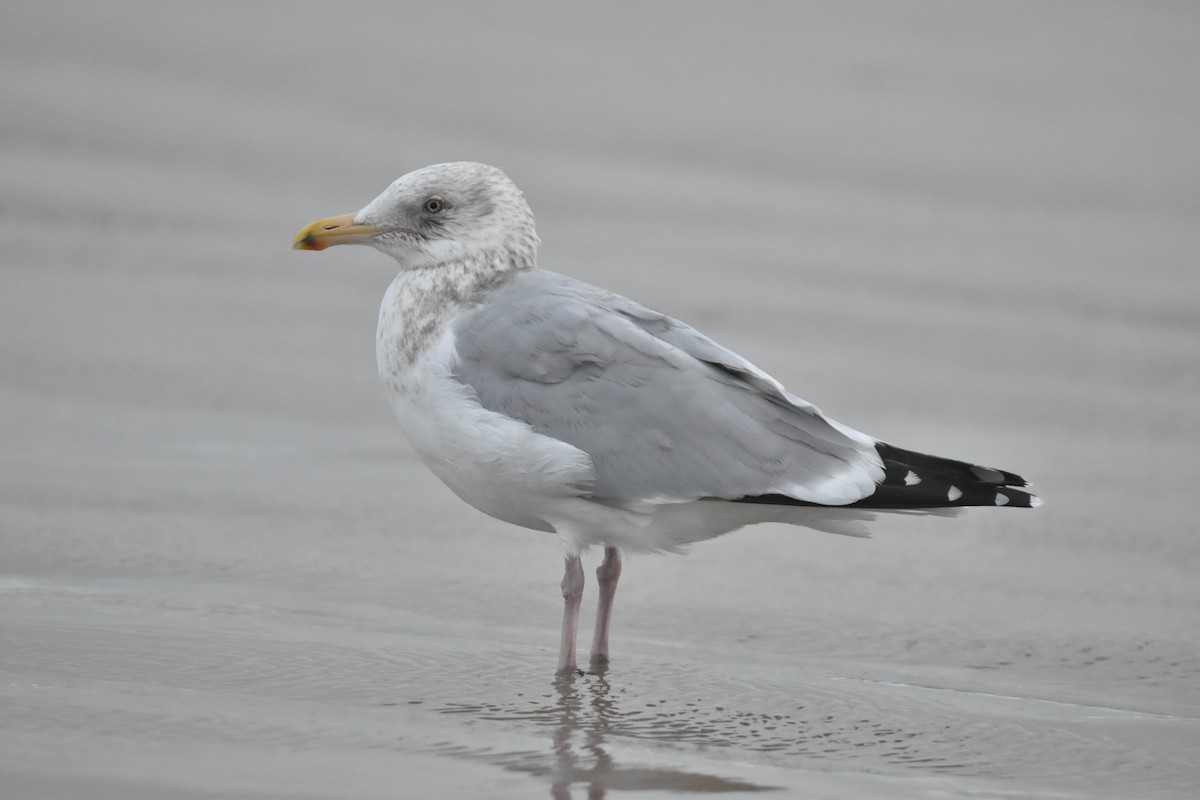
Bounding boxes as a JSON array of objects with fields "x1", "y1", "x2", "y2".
[
  {"x1": 557, "y1": 555, "x2": 585, "y2": 675},
  {"x1": 589, "y1": 546, "x2": 622, "y2": 667}
]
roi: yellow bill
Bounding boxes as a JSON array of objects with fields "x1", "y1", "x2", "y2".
[{"x1": 292, "y1": 214, "x2": 389, "y2": 251}]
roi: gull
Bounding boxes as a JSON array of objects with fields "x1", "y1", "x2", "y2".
[{"x1": 294, "y1": 162, "x2": 1039, "y2": 675}]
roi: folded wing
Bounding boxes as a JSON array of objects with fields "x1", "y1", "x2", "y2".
[{"x1": 451, "y1": 270, "x2": 885, "y2": 509}]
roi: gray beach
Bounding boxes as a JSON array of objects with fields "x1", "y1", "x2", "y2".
[{"x1": 2, "y1": 2, "x2": 1198, "y2": 797}]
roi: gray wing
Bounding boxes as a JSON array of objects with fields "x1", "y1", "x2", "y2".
[{"x1": 452, "y1": 270, "x2": 884, "y2": 507}]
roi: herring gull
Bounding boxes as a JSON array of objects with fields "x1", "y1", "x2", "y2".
[{"x1": 293, "y1": 161, "x2": 1039, "y2": 675}]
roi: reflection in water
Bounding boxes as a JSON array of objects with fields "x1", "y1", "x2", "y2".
[
  {"x1": 546, "y1": 668, "x2": 772, "y2": 798},
  {"x1": 548, "y1": 669, "x2": 610, "y2": 799},
  {"x1": 435, "y1": 666, "x2": 773, "y2": 797}
]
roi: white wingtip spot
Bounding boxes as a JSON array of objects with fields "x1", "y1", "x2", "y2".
[
  {"x1": 1030, "y1": 495, "x2": 1044, "y2": 508},
  {"x1": 995, "y1": 493, "x2": 1009, "y2": 506},
  {"x1": 904, "y1": 470, "x2": 921, "y2": 486},
  {"x1": 947, "y1": 485, "x2": 963, "y2": 502}
]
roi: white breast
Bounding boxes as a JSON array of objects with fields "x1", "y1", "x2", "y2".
[{"x1": 376, "y1": 278, "x2": 594, "y2": 533}]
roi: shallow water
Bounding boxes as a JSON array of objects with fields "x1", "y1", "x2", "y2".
[{"x1": 3, "y1": 2, "x2": 1199, "y2": 797}]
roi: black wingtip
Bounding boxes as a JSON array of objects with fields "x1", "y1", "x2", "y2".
[
  {"x1": 730, "y1": 442, "x2": 1040, "y2": 510},
  {"x1": 878, "y1": 443, "x2": 1029, "y2": 488}
]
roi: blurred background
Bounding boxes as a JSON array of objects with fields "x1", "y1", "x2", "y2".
[{"x1": 2, "y1": 2, "x2": 1198, "y2": 798}]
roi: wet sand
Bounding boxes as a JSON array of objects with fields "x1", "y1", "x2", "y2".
[{"x1": 2, "y1": 2, "x2": 1199, "y2": 797}]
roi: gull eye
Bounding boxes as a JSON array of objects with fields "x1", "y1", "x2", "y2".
[{"x1": 422, "y1": 197, "x2": 445, "y2": 214}]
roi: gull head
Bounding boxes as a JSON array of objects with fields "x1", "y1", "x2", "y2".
[{"x1": 293, "y1": 162, "x2": 539, "y2": 270}]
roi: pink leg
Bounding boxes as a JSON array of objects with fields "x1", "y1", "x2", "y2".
[
  {"x1": 557, "y1": 555, "x2": 584, "y2": 675},
  {"x1": 589, "y1": 547, "x2": 622, "y2": 667}
]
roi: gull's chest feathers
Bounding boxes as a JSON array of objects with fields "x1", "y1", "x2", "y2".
[
  {"x1": 375, "y1": 261, "x2": 594, "y2": 532},
  {"x1": 376, "y1": 257, "x2": 516, "y2": 371}
]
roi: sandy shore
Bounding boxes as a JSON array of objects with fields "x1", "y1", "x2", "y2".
[{"x1": 2, "y1": 2, "x2": 1198, "y2": 797}]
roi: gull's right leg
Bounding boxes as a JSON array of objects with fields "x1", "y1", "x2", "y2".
[{"x1": 557, "y1": 555, "x2": 584, "y2": 675}]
